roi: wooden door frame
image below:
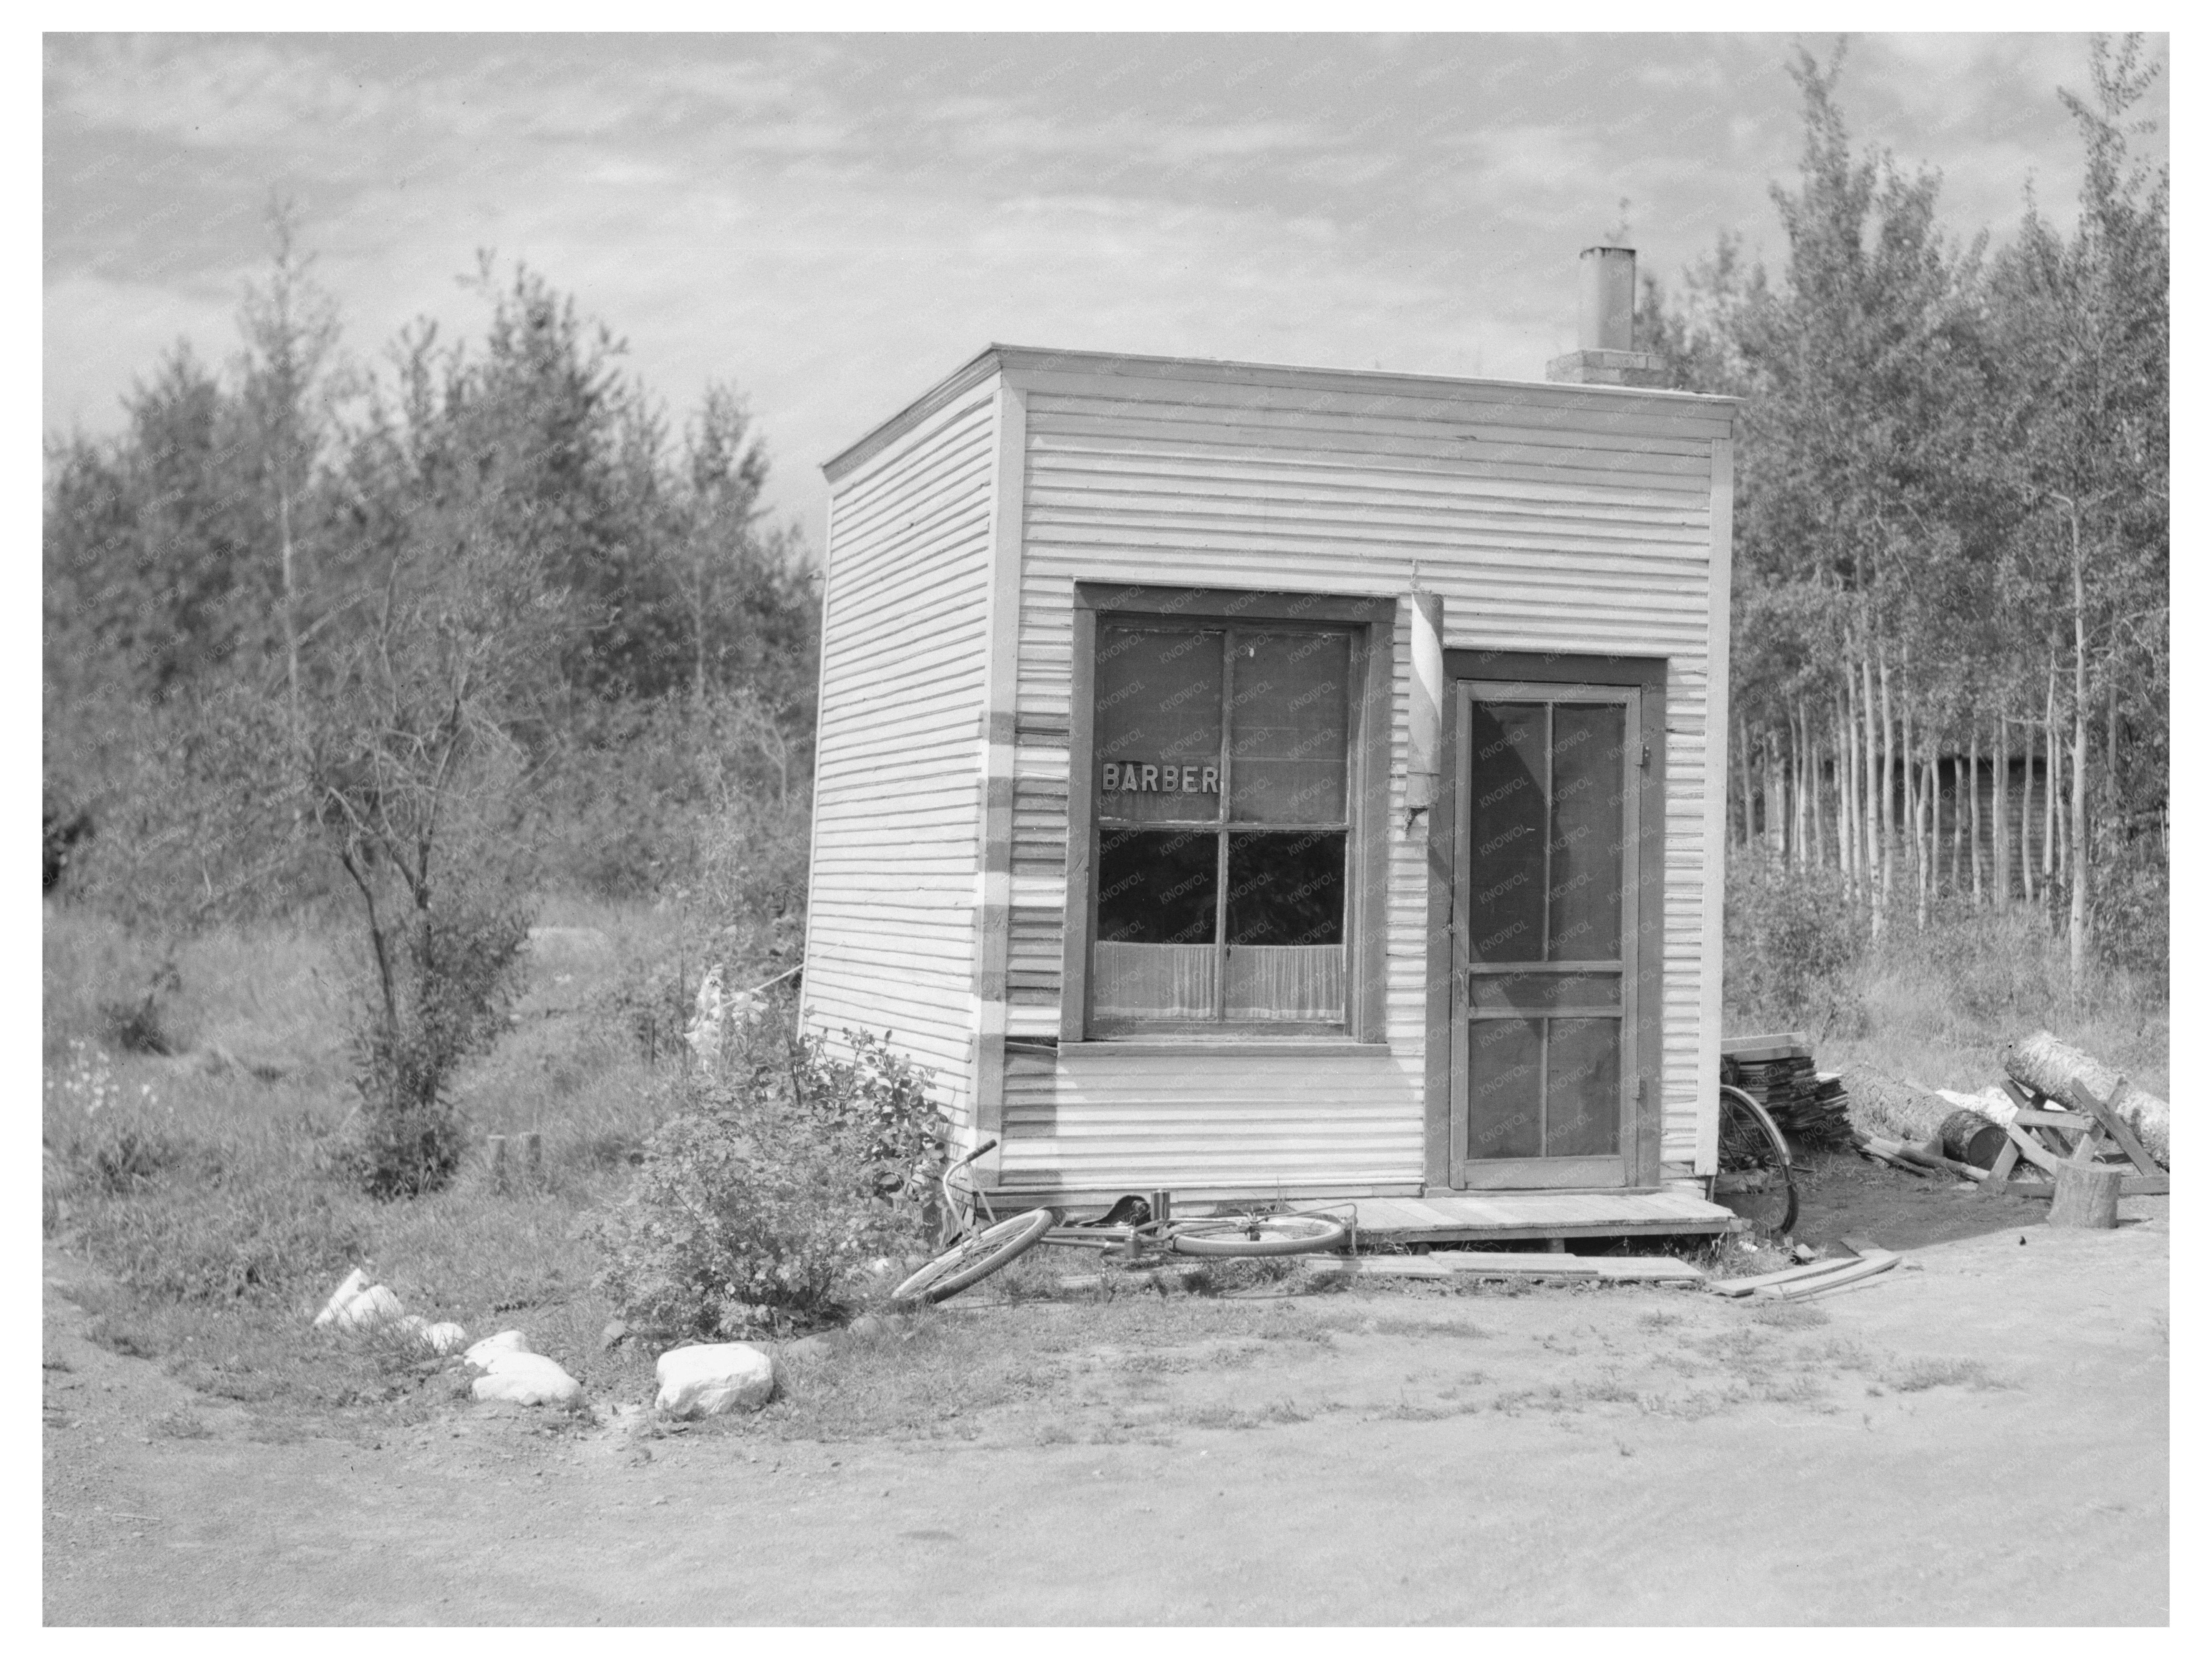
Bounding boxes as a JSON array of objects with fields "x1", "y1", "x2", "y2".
[{"x1": 1423, "y1": 651, "x2": 1669, "y2": 1192}]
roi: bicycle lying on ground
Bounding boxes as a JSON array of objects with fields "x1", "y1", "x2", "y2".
[{"x1": 891, "y1": 1139, "x2": 1353, "y2": 1305}]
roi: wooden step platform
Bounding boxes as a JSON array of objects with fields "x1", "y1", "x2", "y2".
[{"x1": 1333, "y1": 1189, "x2": 1735, "y2": 1245}]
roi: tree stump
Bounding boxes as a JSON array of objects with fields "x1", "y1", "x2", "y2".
[{"x1": 2049, "y1": 1159, "x2": 2122, "y2": 1229}]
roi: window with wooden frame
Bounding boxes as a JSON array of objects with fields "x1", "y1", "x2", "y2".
[{"x1": 1065, "y1": 586, "x2": 1392, "y2": 1040}]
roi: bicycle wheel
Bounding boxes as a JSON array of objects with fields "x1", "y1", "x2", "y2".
[
  {"x1": 1714, "y1": 1084, "x2": 1799, "y2": 1236},
  {"x1": 1166, "y1": 1214, "x2": 1349, "y2": 1258},
  {"x1": 891, "y1": 1207, "x2": 1062, "y2": 1304}
]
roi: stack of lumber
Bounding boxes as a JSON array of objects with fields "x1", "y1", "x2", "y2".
[{"x1": 1722, "y1": 1034, "x2": 1854, "y2": 1150}]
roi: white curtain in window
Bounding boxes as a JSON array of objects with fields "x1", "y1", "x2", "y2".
[
  {"x1": 1093, "y1": 943, "x2": 1216, "y2": 1019},
  {"x1": 1225, "y1": 945, "x2": 1344, "y2": 1021}
]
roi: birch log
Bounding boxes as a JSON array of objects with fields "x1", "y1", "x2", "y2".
[
  {"x1": 1845, "y1": 1066, "x2": 2002, "y2": 1160},
  {"x1": 2002, "y1": 1031, "x2": 2170, "y2": 1168}
]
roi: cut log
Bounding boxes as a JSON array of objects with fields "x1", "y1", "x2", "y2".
[
  {"x1": 1845, "y1": 1066, "x2": 1998, "y2": 1153},
  {"x1": 1939, "y1": 1109, "x2": 2008, "y2": 1169},
  {"x1": 2002, "y1": 1032, "x2": 2169, "y2": 1168},
  {"x1": 2048, "y1": 1160, "x2": 2122, "y2": 1229}
]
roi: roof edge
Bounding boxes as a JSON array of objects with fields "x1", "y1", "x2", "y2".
[
  {"x1": 821, "y1": 346, "x2": 1004, "y2": 485},
  {"x1": 821, "y1": 342, "x2": 1742, "y2": 485}
]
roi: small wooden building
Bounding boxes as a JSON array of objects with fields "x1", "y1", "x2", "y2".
[{"x1": 801, "y1": 250, "x2": 1741, "y2": 1235}]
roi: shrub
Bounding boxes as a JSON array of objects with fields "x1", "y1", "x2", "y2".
[
  {"x1": 593, "y1": 1020, "x2": 948, "y2": 1339},
  {"x1": 345, "y1": 897, "x2": 531, "y2": 1199},
  {"x1": 1724, "y1": 856, "x2": 1866, "y2": 1035}
]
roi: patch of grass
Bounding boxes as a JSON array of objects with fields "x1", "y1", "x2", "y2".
[
  {"x1": 1758, "y1": 1373, "x2": 1833, "y2": 1407},
  {"x1": 1746, "y1": 1301, "x2": 1831, "y2": 1329},
  {"x1": 1257, "y1": 1318, "x2": 1337, "y2": 1346},
  {"x1": 1578, "y1": 1372, "x2": 1641, "y2": 1405},
  {"x1": 1805, "y1": 1337, "x2": 1879, "y2": 1373},
  {"x1": 1886, "y1": 1356, "x2": 2006, "y2": 1393},
  {"x1": 1642, "y1": 1383, "x2": 1753, "y2": 1421},
  {"x1": 149, "y1": 1405, "x2": 212, "y2": 1439},
  {"x1": 1354, "y1": 1314, "x2": 1497, "y2": 1341}
]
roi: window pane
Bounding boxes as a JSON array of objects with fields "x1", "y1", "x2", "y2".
[
  {"x1": 1096, "y1": 626, "x2": 1224, "y2": 824},
  {"x1": 1226, "y1": 830, "x2": 1345, "y2": 946},
  {"x1": 1548, "y1": 703, "x2": 1626, "y2": 962},
  {"x1": 1229, "y1": 631, "x2": 1348, "y2": 823},
  {"x1": 1096, "y1": 828, "x2": 1218, "y2": 946},
  {"x1": 1465, "y1": 702, "x2": 1546, "y2": 963},
  {"x1": 1468, "y1": 1016, "x2": 1542, "y2": 1161},
  {"x1": 1544, "y1": 1017, "x2": 1621, "y2": 1155}
]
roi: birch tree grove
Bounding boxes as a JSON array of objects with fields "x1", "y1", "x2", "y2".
[{"x1": 1643, "y1": 38, "x2": 2169, "y2": 982}]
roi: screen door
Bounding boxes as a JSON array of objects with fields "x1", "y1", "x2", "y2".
[{"x1": 1449, "y1": 681, "x2": 1641, "y2": 1189}]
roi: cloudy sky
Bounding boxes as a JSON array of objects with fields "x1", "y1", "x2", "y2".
[{"x1": 42, "y1": 31, "x2": 2168, "y2": 538}]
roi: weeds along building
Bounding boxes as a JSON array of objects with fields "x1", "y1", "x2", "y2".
[{"x1": 800, "y1": 248, "x2": 1742, "y2": 1223}]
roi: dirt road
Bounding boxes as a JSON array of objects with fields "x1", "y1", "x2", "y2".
[{"x1": 45, "y1": 1210, "x2": 2167, "y2": 1626}]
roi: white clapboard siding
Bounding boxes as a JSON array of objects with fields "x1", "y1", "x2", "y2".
[
  {"x1": 995, "y1": 353, "x2": 1727, "y2": 1190},
  {"x1": 800, "y1": 385, "x2": 1002, "y2": 1126},
  {"x1": 999, "y1": 1046, "x2": 1426, "y2": 1196}
]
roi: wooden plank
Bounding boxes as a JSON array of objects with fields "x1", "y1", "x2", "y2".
[
  {"x1": 1709, "y1": 1256, "x2": 1868, "y2": 1298},
  {"x1": 1422, "y1": 1251, "x2": 1703, "y2": 1282},
  {"x1": 2011, "y1": 1107, "x2": 2093, "y2": 1132},
  {"x1": 1310, "y1": 1258, "x2": 1457, "y2": 1280},
  {"x1": 2075, "y1": 1087, "x2": 2164, "y2": 1177},
  {"x1": 2004, "y1": 1122, "x2": 2062, "y2": 1174},
  {"x1": 1984, "y1": 1175, "x2": 2169, "y2": 1199},
  {"x1": 1981, "y1": 1134, "x2": 2024, "y2": 1197},
  {"x1": 1750, "y1": 1251, "x2": 1898, "y2": 1301}
]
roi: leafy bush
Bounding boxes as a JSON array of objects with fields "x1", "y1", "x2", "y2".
[
  {"x1": 1723, "y1": 856, "x2": 1866, "y2": 1035},
  {"x1": 345, "y1": 897, "x2": 532, "y2": 1199},
  {"x1": 593, "y1": 1018, "x2": 948, "y2": 1339}
]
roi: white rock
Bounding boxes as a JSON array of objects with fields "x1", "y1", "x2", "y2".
[
  {"x1": 655, "y1": 1342, "x2": 776, "y2": 1417},
  {"x1": 470, "y1": 1352, "x2": 582, "y2": 1407},
  {"x1": 465, "y1": 1329, "x2": 535, "y2": 1369},
  {"x1": 419, "y1": 1322, "x2": 470, "y2": 1356},
  {"x1": 331, "y1": 1284, "x2": 404, "y2": 1333},
  {"x1": 312, "y1": 1268, "x2": 372, "y2": 1329}
]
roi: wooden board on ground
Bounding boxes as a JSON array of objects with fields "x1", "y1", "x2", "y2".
[
  {"x1": 1985, "y1": 1175, "x2": 2168, "y2": 1199},
  {"x1": 1753, "y1": 1250, "x2": 1899, "y2": 1300},
  {"x1": 1418, "y1": 1251, "x2": 1704, "y2": 1282},
  {"x1": 1709, "y1": 1255, "x2": 1866, "y2": 1298},
  {"x1": 1311, "y1": 1253, "x2": 1703, "y2": 1284}
]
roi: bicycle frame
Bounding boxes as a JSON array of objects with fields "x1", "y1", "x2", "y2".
[{"x1": 933, "y1": 1137, "x2": 1000, "y2": 1248}]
